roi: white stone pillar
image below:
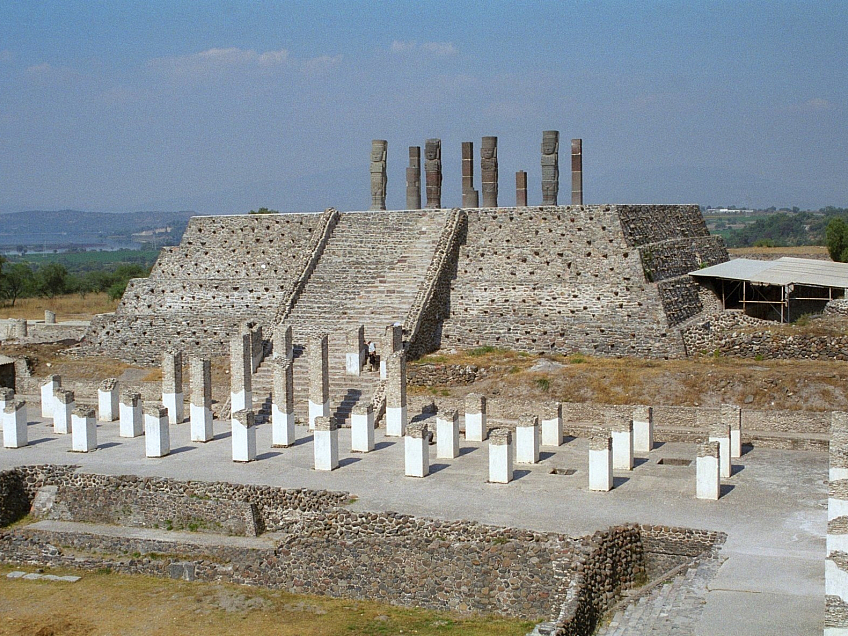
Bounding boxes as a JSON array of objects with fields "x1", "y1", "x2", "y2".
[
  {"x1": 230, "y1": 332, "x2": 252, "y2": 415},
  {"x1": 405, "y1": 421, "x2": 429, "y2": 477},
  {"x1": 696, "y1": 441, "x2": 721, "y2": 500},
  {"x1": 119, "y1": 390, "x2": 143, "y2": 438},
  {"x1": 71, "y1": 406, "x2": 97, "y2": 453},
  {"x1": 611, "y1": 416, "x2": 634, "y2": 471},
  {"x1": 53, "y1": 388, "x2": 74, "y2": 435},
  {"x1": 515, "y1": 415, "x2": 540, "y2": 464},
  {"x1": 0, "y1": 387, "x2": 13, "y2": 414},
  {"x1": 98, "y1": 378, "x2": 119, "y2": 422},
  {"x1": 385, "y1": 350, "x2": 407, "y2": 437},
  {"x1": 436, "y1": 409, "x2": 460, "y2": 459},
  {"x1": 346, "y1": 325, "x2": 365, "y2": 376},
  {"x1": 722, "y1": 403, "x2": 743, "y2": 459},
  {"x1": 231, "y1": 409, "x2": 257, "y2": 463},
  {"x1": 44, "y1": 310, "x2": 56, "y2": 324},
  {"x1": 381, "y1": 324, "x2": 403, "y2": 380},
  {"x1": 632, "y1": 405, "x2": 654, "y2": 454},
  {"x1": 488, "y1": 428, "x2": 513, "y2": 484},
  {"x1": 827, "y1": 411, "x2": 848, "y2": 634},
  {"x1": 40, "y1": 375, "x2": 60, "y2": 418},
  {"x1": 190, "y1": 357, "x2": 213, "y2": 442},
  {"x1": 708, "y1": 421, "x2": 732, "y2": 479},
  {"x1": 589, "y1": 432, "x2": 614, "y2": 492},
  {"x1": 162, "y1": 350, "x2": 184, "y2": 425},
  {"x1": 351, "y1": 403, "x2": 375, "y2": 453},
  {"x1": 273, "y1": 324, "x2": 293, "y2": 361},
  {"x1": 144, "y1": 404, "x2": 170, "y2": 458},
  {"x1": 313, "y1": 416, "x2": 339, "y2": 471},
  {"x1": 541, "y1": 402, "x2": 563, "y2": 447},
  {"x1": 464, "y1": 393, "x2": 487, "y2": 441},
  {"x1": 3, "y1": 400, "x2": 28, "y2": 448},
  {"x1": 272, "y1": 358, "x2": 296, "y2": 447},
  {"x1": 308, "y1": 334, "x2": 329, "y2": 430}
]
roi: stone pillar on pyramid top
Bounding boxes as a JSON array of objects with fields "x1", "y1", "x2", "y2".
[
  {"x1": 98, "y1": 378, "x2": 119, "y2": 422},
  {"x1": 480, "y1": 136, "x2": 498, "y2": 207},
  {"x1": 589, "y1": 430, "x2": 613, "y2": 492},
  {"x1": 827, "y1": 411, "x2": 848, "y2": 634},
  {"x1": 707, "y1": 419, "x2": 732, "y2": 479},
  {"x1": 464, "y1": 393, "x2": 487, "y2": 442},
  {"x1": 632, "y1": 405, "x2": 654, "y2": 454},
  {"x1": 488, "y1": 428, "x2": 513, "y2": 484},
  {"x1": 541, "y1": 130, "x2": 559, "y2": 206},
  {"x1": 721, "y1": 403, "x2": 742, "y2": 458},
  {"x1": 3, "y1": 400, "x2": 28, "y2": 449},
  {"x1": 571, "y1": 138, "x2": 583, "y2": 205},
  {"x1": 231, "y1": 332, "x2": 252, "y2": 415},
  {"x1": 119, "y1": 390, "x2": 143, "y2": 438},
  {"x1": 515, "y1": 170, "x2": 528, "y2": 207},
  {"x1": 53, "y1": 388, "x2": 74, "y2": 435},
  {"x1": 144, "y1": 404, "x2": 170, "y2": 458},
  {"x1": 436, "y1": 409, "x2": 460, "y2": 459},
  {"x1": 272, "y1": 358, "x2": 296, "y2": 447},
  {"x1": 407, "y1": 146, "x2": 422, "y2": 210},
  {"x1": 273, "y1": 324, "x2": 293, "y2": 361},
  {"x1": 351, "y1": 402, "x2": 375, "y2": 453},
  {"x1": 346, "y1": 325, "x2": 365, "y2": 376},
  {"x1": 696, "y1": 441, "x2": 721, "y2": 500},
  {"x1": 610, "y1": 415, "x2": 634, "y2": 471},
  {"x1": 425, "y1": 139, "x2": 442, "y2": 209},
  {"x1": 405, "y1": 421, "x2": 429, "y2": 477},
  {"x1": 385, "y1": 350, "x2": 407, "y2": 437},
  {"x1": 314, "y1": 416, "x2": 339, "y2": 471},
  {"x1": 41, "y1": 375, "x2": 61, "y2": 419},
  {"x1": 190, "y1": 357, "x2": 213, "y2": 443},
  {"x1": 370, "y1": 139, "x2": 388, "y2": 211},
  {"x1": 308, "y1": 334, "x2": 329, "y2": 430},
  {"x1": 71, "y1": 406, "x2": 97, "y2": 453},
  {"x1": 162, "y1": 349, "x2": 184, "y2": 425},
  {"x1": 540, "y1": 401, "x2": 563, "y2": 447},
  {"x1": 381, "y1": 324, "x2": 403, "y2": 380},
  {"x1": 462, "y1": 141, "x2": 479, "y2": 208},
  {"x1": 515, "y1": 415, "x2": 540, "y2": 464},
  {"x1": 231, "y1": 409, "x2": 257, "y2": 463}
]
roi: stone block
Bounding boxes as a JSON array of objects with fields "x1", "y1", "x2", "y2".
[
  {"x1": 346, "y1": 325, "x2": 365, "y2": 376},
  {"x1": 610, "y1": 416, "x2": 634, "y2": 470},
  {"x1": 386, "y1": 350, "x2": 407, "y2": 437},
  {"x1": 696, "y1": 441, "x2": 721, "y2": 500},
  {"x1": 721, "y1": 403, "x2": 742, "y2": 458},
  {"x1": 40, "y1": 375, "x2": 60, "y2": 418},
  {"x1": 436, "y1": 409, "x2": 460, "y2": 459},
  {"x1": 273, "y1": 324, "x2": 293, "y2": 361},
  {"x1": 405, "y1": 421, "x2": 429, "y2": 477},
  {"x1": 351, "y1": 403, "x2": 374, "y2": 453},
  {"x1": 53, "y1": 388, "x2": 74, "y2": 435},
  {"x1": 162, "y1": 350, "x2": 184, "y2": 425},
  {"x1": 119, "y1": 391, "x2": 143, "y2": 438},
  {"x1": 515, "y1": 415, "x2": 540, "y2": 464},
  {"x1": 98, "y1": 378, "x2": 119, "y2": 422},
  {"x1": 144, "y1": 404, "x2": 170, "y2": 458},
  {"x1": 381, "y1": 324, "x2": 403, "y2": 380},
  {"x1": 272, "y1": 358, "x2": 296, "y2": 447},
  {"x1": 308, "y1": 335, "x2": 329, "y2": 430},
  {"x1": 71, "y1": 406, "x2": 97, "y2": 453},
  {"x1": 44, "y1": 310, "x2": 56, "y2": 324},
  {"x1": 0, "y1": 387, "x2": 13, "y2": 414},
  {"x1": 190, "y1": 357, "x2": 213, "y2": 442},
  {"x1": 632, "y1": 405, "x2": 654, "y2": 453},
  {"x1": 231, "y1": 332, "x2": 252, "y2": 415},
  {"x1": 708, "y1": 421, "x2": 732, "y2": 479},
  {"x1": 488, "y1": 428, "x2": 513, "y2": 484},
  {"x1": 540, "y1": 402, "x2": 563, "y2": 447},
  {"x1": 314, "y1": 416, "x2": 339, "y2": 471},
  {"x1": 464, "y1": 393, "x2": 487, "y2": 441},
  {"x1": 3, "y1": 400, "x2": 27, "y2": 448},
  {"x1": 589, "y1": 432, "x2": 613, "y2": 492},
  {"x1": 231, "y1": 409, "x2": 256, "y2": 463}
]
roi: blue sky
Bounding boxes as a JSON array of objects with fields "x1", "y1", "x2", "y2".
[{"x1": 0, "y1": 1, "x2": 845, "y2": 214}]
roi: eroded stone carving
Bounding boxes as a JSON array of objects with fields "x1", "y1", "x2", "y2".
[
  {"x1": 541, "y1": 130, "x2": 559, "y2": 206},
  {"x1": 370, "y1": 140, "x2": 388, "y2": 211},
  {"x1": 481, "y1": 136, "x2": 498, "y2": 207},
  {"x1": 425, "y1": 139, "x2": 442, "y2": 209}
]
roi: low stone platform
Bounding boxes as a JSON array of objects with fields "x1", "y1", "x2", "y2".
[{"x1": 0, "y1": 409, "x2": 826, "y2": 635}]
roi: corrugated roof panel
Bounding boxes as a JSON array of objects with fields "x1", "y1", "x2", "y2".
[{"x1": 690, "y1": 257, "x2": 848, "y2": 288}]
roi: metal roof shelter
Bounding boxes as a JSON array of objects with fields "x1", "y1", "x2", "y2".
[{"x1": 689, "y1": 257, "x2": 848, "y2": 322}]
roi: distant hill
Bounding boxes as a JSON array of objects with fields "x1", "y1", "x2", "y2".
[{"x1": 0, "y1": 209, "x2": 198, "y2": 247}]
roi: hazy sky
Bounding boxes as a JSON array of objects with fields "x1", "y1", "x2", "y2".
[{"x1": 0, "y1": 1, "x2": 845, "y2": 214}]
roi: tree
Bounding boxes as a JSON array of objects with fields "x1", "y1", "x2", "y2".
[
  {"x1": 248, "y1": 207, "x2": 279, "y2": 215},
  {"x1": 34, "y1": 262, "x2": 69, "y2": 298},
  {"x1": 826, "y1": 218, "x2": 848, "y2": 262},
  {"x1": 2, "y1": 263, "x2": 35, "y2": 306}
]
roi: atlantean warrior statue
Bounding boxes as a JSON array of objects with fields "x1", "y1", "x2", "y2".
[
  {"x1": 406, "y1": 146, "x2": 421, "y2": 209},
  {"x1": 541, "y1": 130, "x2": 559, "y2": 206},
  {"x1": 425, "y1": 139, "x2": 442, "y2": 209},
  {"x1": 370, "y1": 139, "x2": 388, "y2": 211},
  {"x1": 481, "y1": 136, "x2": 498, "y2": 207}
]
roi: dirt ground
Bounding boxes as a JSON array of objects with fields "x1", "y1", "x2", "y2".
[{"x1": 0, "y1": 565, "x2": 531, "y2": 636}]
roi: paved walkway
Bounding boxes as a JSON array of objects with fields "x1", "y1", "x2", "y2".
[{"x1": 0, "y1": 406, "x2": 826, "y2": 635}]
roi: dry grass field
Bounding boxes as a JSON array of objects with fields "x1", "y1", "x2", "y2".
[
  {"x1": 0, "y1": 565, "x2": 532, "y2": 636},
  {"x1": 0, "y1": 293, "x2": 118, "y2": 321}
]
